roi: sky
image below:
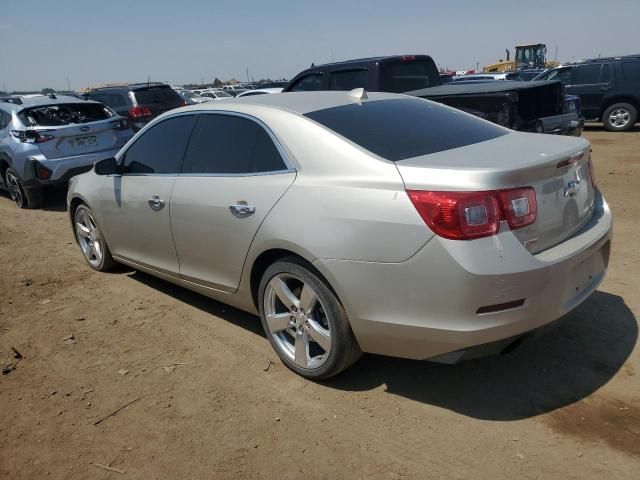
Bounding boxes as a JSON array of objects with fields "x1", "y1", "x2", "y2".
[{"x1": 1, "y1": 0, "x2": 639, "y2": 92}]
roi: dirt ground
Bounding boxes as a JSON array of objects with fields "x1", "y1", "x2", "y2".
[{"x1": 1, "y1": 125, "x2": 639, "y2": 480}]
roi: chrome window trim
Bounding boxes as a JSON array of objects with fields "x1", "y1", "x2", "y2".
[{"x1": 116, "y1": 109, "x2": 296, "y2": 178}]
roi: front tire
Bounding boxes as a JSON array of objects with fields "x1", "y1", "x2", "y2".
[
  {"x1": 73, "y1": 204, "x2": 116, "y2": 271},
  {"x1": 602, "y1": 103, "x2": 637, "y2": 132},
  {"x1": 258, "y1": 257, "x2": 361, "y2": 379}
]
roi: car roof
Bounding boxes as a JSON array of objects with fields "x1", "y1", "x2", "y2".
[{"x1": 167, "y1": 91, "x2": 406, "y2": 116}]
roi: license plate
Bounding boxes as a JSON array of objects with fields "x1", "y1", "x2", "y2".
[{"x1": 69, "y1": 135, "x2": 97, "y2": 148}]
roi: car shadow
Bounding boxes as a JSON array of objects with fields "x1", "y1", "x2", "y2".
[
  {"x1": 583, "y1": 122, "x2": 640, "y2": 132},
  {"x1": 42, "y1": 186, "x2": 68, "y2": 212},
  {"x1": 325, "y1": 290, "x2": 636, "y2": 421},
  {"x1": 121, "y1": 271, "x2": 637, "y2": 421},
  {"x1": 127, "y1": 270, "x2": 266, "y2": 338}
]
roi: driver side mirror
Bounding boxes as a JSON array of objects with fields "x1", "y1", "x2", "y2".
[{"x1": 94, "y1": 157, "x2": 120, "y2": 175}]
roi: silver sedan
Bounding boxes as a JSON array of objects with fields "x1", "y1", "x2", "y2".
[{"x1": 68, "y1": 90, "x2": 612, "y2": 379}]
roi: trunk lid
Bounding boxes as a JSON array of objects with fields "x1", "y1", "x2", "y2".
[{"x1": 396, "y1": 132, "x2": 596, "y2": 254}]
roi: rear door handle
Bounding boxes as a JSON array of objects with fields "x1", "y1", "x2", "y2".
[
  {"x1": 148, "y1": 196, "x2": 165, "y2": 211},
  {"x1": 229, "y1": 203, "x2": 255, "y2": 218}
]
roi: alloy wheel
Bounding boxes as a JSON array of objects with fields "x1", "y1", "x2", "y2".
[
  {"x1": 6, "y1": 172, "x2": 24, "y2": 208},
  {"x1": 75, "y1": 208, "x2": 103, "y2": 268},
  {"x1": 609, "y1": 108, "x2": 631, "y2": 128},
  {"x1": 264, "y1": 273, "x2": 332, "y2": 369}
]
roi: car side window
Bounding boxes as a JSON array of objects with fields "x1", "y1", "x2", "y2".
[
  {"x1": 570, "y1": 64, "x2": 602, "y2": 85},
  {"x1": 546, "y1": 68, "x2": 571, "y2": 83},
  {"x1": 329, "y1": 70, "x2": 367, "y2": 90},
  {"x1": 122, "y1": 115, "x2": 196, "y2": 174},
  {"x1": 182, "y1": 114, "x2": 287, "y2": 175},
  {"x1": 289, "y1": 74, "x2": 323, "y2": 92}
]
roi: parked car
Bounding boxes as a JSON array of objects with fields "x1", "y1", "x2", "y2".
[
  {"x1": 533, "y1": 54, "x2": 640, "y2": 131},
  {"x1": 68, "y1": 91, "x2": 610, "y2": 379},
  {"x1": 200, "y1": 90, "x2": 233, "y2": 100},
  {"x1": 177, "y1": 90, "x2": 213, "y2": 104},
  {"x1": 236, "y1": 88, "x2": 283, "y2": 97},
  {"x1": 0, "y1": 94, "x2": 133, "y2": 208},
  {"x1": 283, "y1": 55, "x2": 582, "y2": 136},
  {"x1": 85, "y1": 82, "x2": 185, "y2": 132},
  {"x1": 453, "y1": 72, "x2": 524, "y2": 81},
  {"x1": 222, "y1": 85, "x2": 248, "y2": 96}
]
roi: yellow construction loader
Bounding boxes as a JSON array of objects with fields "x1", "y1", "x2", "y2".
[{"x1": 484, "y1": 43, "x2": 559, "y2": 72}]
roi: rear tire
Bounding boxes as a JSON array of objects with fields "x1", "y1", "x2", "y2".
[
  {"x1": 5, "y1": 168, "x2": 43, "y2": 209},
  {"x1": 73, "y1": 204, "x2": 116, "y2": 271},
  {"x1": 602, "y1": 103, "x2": 637, "y2": 132},
  {"x1": 258, "y1": 257, "x2": 361, "y2": 379}
]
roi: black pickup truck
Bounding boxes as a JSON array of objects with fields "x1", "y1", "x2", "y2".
[{"x1": 283, "y1": 55, "x2": 583, "y2": 136}]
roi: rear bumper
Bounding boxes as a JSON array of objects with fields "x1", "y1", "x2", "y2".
[
  {"x1": 20, "y1": 147, "x2": 122, "y2": 187},
  {"x1": 523, "y1": 112, "x2": 584, "y2": 136},
  {"x1": 314, "y1": 191, "x2": 612, "y2": 361}
]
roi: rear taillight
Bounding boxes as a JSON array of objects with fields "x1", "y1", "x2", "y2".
[
  {"x1": 110, "y1": 118, "x2": 130, "y2": 130},
  {"x1": 496, "y1": 188, "x2": 537, "y2": 229},
  {"x1": 35, "y1": 162, "x2": 52, "y2": 180},
  {"x1": 128, "y1": 106, "x2": 152, "y2": 119},
  {"x1": 407, "y1": 187, "x2": 537, "y2": 240},
  {"x1": 10, "y1": 130, "x2": 54, "y2": 143}
]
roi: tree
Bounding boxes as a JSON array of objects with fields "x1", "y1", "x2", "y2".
[
  {"x1": 42, "y1": 88, "x2": 55, "y2": 95},
  {"x1": 213, "y1": 78, "x2": 223, "y2": 87}
]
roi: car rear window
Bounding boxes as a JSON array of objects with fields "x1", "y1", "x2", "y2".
[
  {"x1": 133, "y1": 86, "x2": 183, "y2": 107},
  {"x1": 379, "y1": 59, "x2": 440, "y2": 93},
  {"x1": 19, "y1": 103, "x2": 114, "y2": 126},
  {"x1": 304, "y1": 98, "x2": 508, "y2": 161}
]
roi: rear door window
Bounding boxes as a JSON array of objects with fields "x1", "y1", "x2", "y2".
[
  {"x1": 621, "y1": 61, "x2": 640, "y2": 82},
  {"x1": 329, "y1": 70, "x2": 368, "y2": 90},
  {"x1": 122, "y1": 115, "x2": 196, "y2": 174},
  {"x1": 379, "y1": 58, "x2": 440, "y2": 92},
  {"x1": 182, "y1": 114, "x2": 287, "y2": 174},
  {"x1": 90, "y1": 93, "x2": 129, "y2": 108},
  {"x1": 289, "y1": 74, "x2": 324, "y2": 92},
  {"x1": 305, "y1": 98, "x2": 508, "y2": 161},
  {"x1": 570, "y1": 64, "x2": 602, "y2": 85}
]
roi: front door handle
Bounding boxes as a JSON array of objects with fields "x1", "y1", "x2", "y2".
[
  {"x1": 148, "y1": 196, "x2": 165, "y2": 211},
  {"x1": 229, "y1": 203, "x2": 255, "y2": 218}
]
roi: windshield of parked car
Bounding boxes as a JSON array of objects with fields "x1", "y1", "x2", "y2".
[
  {"x1": 19, "y1": 103, "x2": 114, "y2": 126},
  {"x1": 305, "y1": 98, "x2": 508, "y2": 161},
  {"x1": 216, "y1": 92, "x2": 233, "y2": 98},
  {"x1": 379, "y1": 58, "x2": 441, "y2": 93}
]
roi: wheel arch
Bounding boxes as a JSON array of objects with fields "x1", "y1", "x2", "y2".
[
  {"x1": 600, "y1": 96, "x2": 639, "y2": 119},
  {"x1": 248, "y1": 247, "x2": 341, "y2": 312}
]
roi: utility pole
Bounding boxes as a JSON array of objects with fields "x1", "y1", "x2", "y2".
[
  {"x1": 554, "y1": 45, "x2": 558, "y2": 62},
  {"x1": 246, "y1": 67, "x2": 249, "y2": 83},
  {"x1": 66, "y1": 77, "x2": 71, "y2": 92},
  {"x1": 476, "y1": 62, "x2": 479, "y2": 72}
]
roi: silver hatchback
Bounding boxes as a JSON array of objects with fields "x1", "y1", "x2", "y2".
[{"x1": 68, "y1": 91, "x2": 612, "y2": 379}]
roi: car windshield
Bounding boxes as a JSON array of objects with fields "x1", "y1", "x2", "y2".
[
  {"x1": 216, "y1": 92, "x2": 232, "y2": 98},
  {"x1": 305, "y1": 98, "x2": 508, "y2": 161},
  {"x1": 19, "y1": 103, "x2": 114, "y2": 126}
]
